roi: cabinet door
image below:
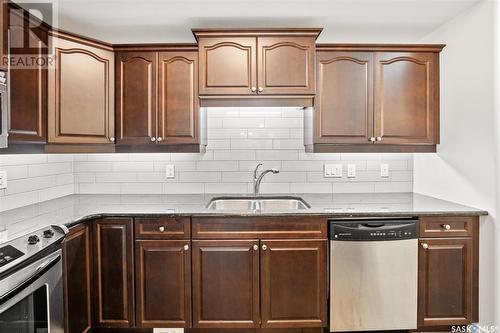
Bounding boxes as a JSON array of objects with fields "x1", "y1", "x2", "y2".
[
  {"x1": 260, "y1": 240, "x2": 327, "y2": 328},
  {"x1": 48, "y1": 37, "x2": 114, "y2": 144},
  {"x1": 135, "y1": 240, "x2": 191, "y2": 328},
  {"x1": 315, "y1": 52, "x2": 374, "y2": 144},
  {"x1": 0, "y1": 0, "x2": 6, "y2": 71},
  {"x1": 158, "y1": 51, "x2": 199, "y2": 145},
  {"x1": 192, "y1": 240, "x2": 260, "y2": 328},
  {"x1": 8, "y1": 10, "x2": 48, "y2": 142},
  {"x1": 257, "y1": 37, "x2": 315, "y2": 95},
  {"x1": 63, "y1": 223, "x2": 92, "y2": 333},
  {"x1": 374, "y1": 52, "x2": 438, "y2": 144},
  {"x1": 198, "y1": 37, "x2": 257, "y2": 95},
  {"x1": 418, "y1": 238, "x2": 473, "y2": 326},
  {"x1": 115, "y1": 52, "x2": 156, "y2": 145},
  {"x1": 93, "y1": 218, "x2": 134, "y2": 328}
]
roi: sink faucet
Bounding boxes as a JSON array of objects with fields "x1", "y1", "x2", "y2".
[{"x1": 253, "y1": 163, "x2": 280, "y2": 196}]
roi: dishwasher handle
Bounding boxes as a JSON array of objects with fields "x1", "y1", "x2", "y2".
[{"x1": 329, "y1": 219, "x2": 419, "y2": 241}]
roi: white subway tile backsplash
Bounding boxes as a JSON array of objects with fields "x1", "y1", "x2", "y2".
[{"x1": 0, "y1": 107, "x2": 414, "y2": 211}]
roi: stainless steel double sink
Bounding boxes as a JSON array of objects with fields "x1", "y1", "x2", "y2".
[{"x1": 206, "y1": 196, "x2": 310, "y2": 211}]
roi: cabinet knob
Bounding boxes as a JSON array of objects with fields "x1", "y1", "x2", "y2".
[
  {"x1": 253, "y1": 244, "x2": 259, "y2": 251},
  {"x1": 262, "y1": 244, "x2": 267, "y2": 251},
  {"x1": 421, "y1": 243, "x2": 429, "y2": 249},
  {"x1": 442, "y1": 224, "x2": 451, "y2": 230},
  {"x1": 184, "y1": 244, "x2": 189, "y2": 251},
  {"x1": 109, "y1": 137, "x2": 115, "y2": 143},
  {"x1": 158, "y1": 226, "x2": 165, "y2": 232},
  {"x1": 369, "y1": 137, "x2": 376, "y2": 142},
  {"x1": 150, "y1": 137, "x2": 156, "y2": 142},
  {"x1": 251, "y1": 87, "x2": 257, "y2": 92},
  {"x1": 157, "y1": 137, "x2": 163, "y2": 142},
  {"x1": 376, "y1": 137, "x2": 382, "y2": 141},
  {"x1": 258, "y1": 87, "x2": 264, "y2": 92}
]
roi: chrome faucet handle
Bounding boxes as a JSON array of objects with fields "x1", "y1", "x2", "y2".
[{"x1": 253, "y1": 163, "x2": 264, "y2": 180}]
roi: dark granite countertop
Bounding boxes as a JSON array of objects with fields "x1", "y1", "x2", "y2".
[{"x1": 0, "y1": 193, "x2": 487, "y2": 243}]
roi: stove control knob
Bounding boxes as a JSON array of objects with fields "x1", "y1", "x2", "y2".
[
  {"x1": 28, "y1": 235, "x2": 40, "y2": 245},
  {"x1": 43, "y1": 229, "x2": 55, "y2": 238}
]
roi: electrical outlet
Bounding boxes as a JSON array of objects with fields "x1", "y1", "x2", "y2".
[
  {"x1": 153, "y1": 329, "x2": 184, "y2": 333},
  {"x1": 380, "y1": 164, "x2": 390, "y2": 178},
  {"x1": 165, "y1": 165, "x2": 175, "y2": 179},
  {"x1": 0, "y1": 171, "x2": 7, "y2": 189},
  {"x1": 324, "y1": 164, "x2": 342, "y2": 178},
  {"x1": 347, "y1": 164, "x2": 356, "y2": 178}
]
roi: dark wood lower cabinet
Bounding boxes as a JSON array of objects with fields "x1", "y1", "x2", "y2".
[
  {"x1": 93, "y1": 218, "x2": 135, "y2": 328},
  {"x1": 62, "y1": 223, "x2": 92, "y2": 333},
  {"x1": 418, "y1": 238, "x2": 473, "y2": 327},
  {"x1": 260, "y1": 240, "x2": 327, "y2": 328},
  {"x1": 192, "y1": 240, "x2": 260, "y2": 328},
  {"x1": 135, "y1": 240, "x2": 191, "y2": 328}
]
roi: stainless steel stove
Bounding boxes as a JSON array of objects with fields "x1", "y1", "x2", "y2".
[{"x1": 0, "y1": 225, "x2": 68, "y2": 333}]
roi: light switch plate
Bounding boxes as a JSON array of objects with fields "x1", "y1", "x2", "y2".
[
  {"x1": 347, "y1": 164, "x2": 356, "y2": 178},
  {"x1": 154, "y1": 329, "x2": 184, "y2": 333},
  {"x1": 380, "y1": 164, "x2": 390, "y2": 178},
  {"x1": 165, "y1": 165, "x2": 175, "y2": 179},
  {"x1": 0, "y1": 171, "x2": 7, "y2": 189},
  {"x1": 324, "y1": 164, "x2": 342, "y2": 178}
]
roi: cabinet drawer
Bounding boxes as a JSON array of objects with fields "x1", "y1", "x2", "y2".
[
  {"x1": 192, "y1": 216, "x2": 327, "y2": 239},
  {"x1": 135, "y1": 217, "x2": 190, "y2": 239},
  {"x1": 419, "y1": 216, "x2": 474, "y2": 238}
]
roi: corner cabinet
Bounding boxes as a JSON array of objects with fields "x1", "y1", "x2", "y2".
[
  {"x1": 47, "y1": 33, "x2": 115, "y2": 146},
  {"x1": 115, "y1": 48, "x2": 204, "y2": 151},
  {"x1": 194, "y1": 29, "x2": 321, "y2": 105},
  {"x1": 307, "y1": 45, "x2": 444, "y2": 153}
]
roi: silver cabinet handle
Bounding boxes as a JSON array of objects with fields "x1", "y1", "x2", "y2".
[
  {"x1": 421, "y1": 243, "x2": 429, "y2": 249},
  {"x1": 150, "y1": 137, "x2": 156, "y2": 142},
  {"x1": 369, "y1": 137, "x2": 376, "y2": 142},
  {"x1": 258, "y1": 87, "x2": 264, "y2": 92},
  {"x1": 251, "y1": 87, "x2": 257, "y2": 92},
  {"x1": 158, "y1": 226, "x2": 165, "y2": 232},
  {"x1": 376, "y1": 137, "x2": 382, "y2": 141},
  {"x1": 253, "y1": 244, "x2": 258, "y2": 251},
  {"x1": 184, "y1": 244, "x2": 189, "y2": 251},
  {"x1": 157, "y1": 137, "x2": 163, "y2": 142},
  {"x1": 262, "y1": 244, "x2": 267, "y2": 251},
  {"x1": 442, "y1": 224, "x2": 451, "y2": 230},
  {"x1": 110, "y1": 137, "x2": 115, "y2": 143}
]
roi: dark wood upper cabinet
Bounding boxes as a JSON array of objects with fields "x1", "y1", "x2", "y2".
[
  {"x1": 93, "y1": 218, "x2": 134, "y2": 328},
  {"x1": 135, "y1": 240, "x2": 191, "y2": 328},
  {"x1": 192, "y1": 240, "x2": 260, "y2": 329},
  {"x1": 115, "y1": 51, "x2": 156, "y2": 145},
  {"x1": 194, "y1": 29, "x2": 321, "y2": 99},
  {"x1": 260, "y1": 240, "x2": 327, "y2": 328},
  {"x1": 197, "y1": 37, "x2": 257, "y2": 95},
  {"x1": 314, "y1": 51, "x2": 373, "y2": 145},
  {"x1": 306, "y1": 45, "x2": 443, "y2": 153},
  {"x1": 8, "y1": 8, "x2": 48, "y2": 143},
  {"x1": 63, "y1": 223, "x2": 92, "y2": 333},
  {"x1": 374, "y1": 52, "x2": 439, "y2": 145},
  {"x1": 418, "y1": 238, "x2": 473, "y2": 327},
  {"x1": 158, "y1": 51, "x2": 199, "y2": 145},
  {"x1": 48, "y1": 34, "x2": 115, "y2": 145},
  {"x1": 0, "y1": 0, "x2": 7, "y2": 72},
  {"x1": 257, "y1": 37, "x2": 315, "y2": 95}
]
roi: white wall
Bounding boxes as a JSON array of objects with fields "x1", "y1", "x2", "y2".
[
  {"x1": 73, "y1": 107, "x2": 413, "y2": 195},
  {"x1": 414, "y1": 0, "x2": 497, "y2": 325}
]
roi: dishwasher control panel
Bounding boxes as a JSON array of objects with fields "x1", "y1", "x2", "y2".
[{"x1": 329, "y1": 218, "x2": 418, "y2": 241}]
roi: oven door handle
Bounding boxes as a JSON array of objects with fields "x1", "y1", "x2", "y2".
[{"x1": 0, "y1": 253, "x2": 61, "y2": 307}]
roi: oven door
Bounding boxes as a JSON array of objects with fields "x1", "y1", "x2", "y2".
[{"x1": 0, "y1": 250, "x2": 64, "y2": 333}]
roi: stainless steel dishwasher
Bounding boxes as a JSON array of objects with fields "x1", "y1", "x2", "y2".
[{"x1": 329, "y1": 218, "x2": 418, "y2": 332}]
